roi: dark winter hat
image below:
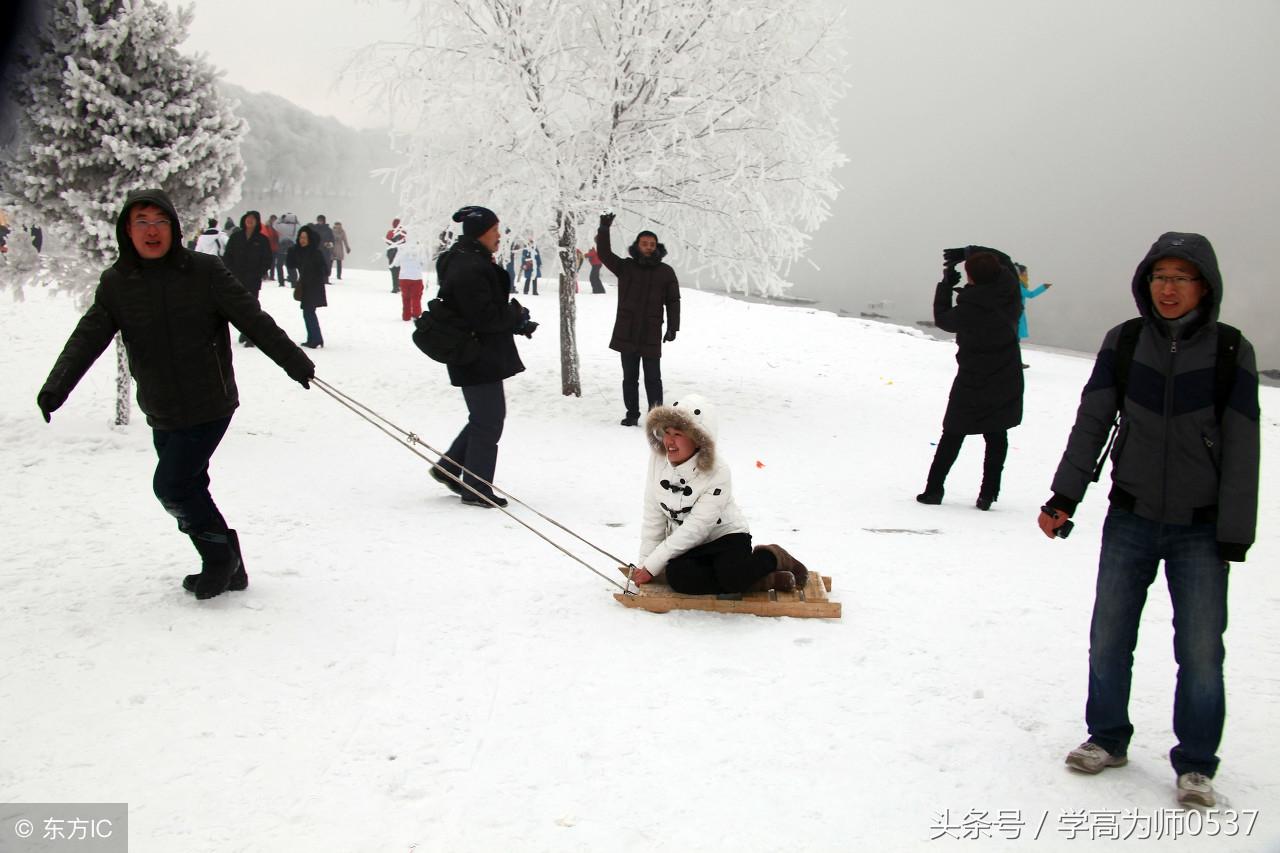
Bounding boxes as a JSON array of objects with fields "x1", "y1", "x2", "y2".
[
  {"x1": 452, "y1": 206, "x2": 499, "y2": 238},
  {"x1": 636, "y1": 230, "x2": 658, "y2": 242},
  {"x1": 116, "y1": 187, "x2": 183, "y2": 262},
  {"x1": 965, "y1": 252, "x2": 1004, "y2": 286}
]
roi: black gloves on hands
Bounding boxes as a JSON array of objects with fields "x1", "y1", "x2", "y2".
[
  {"x1": 942, "y1": 247, "x2": 967, "y2": 266},
  {"x1": 36, "y1": 390, "x2": 57, "y2": 423},
  {"x1": 663, "y1": 328, "x2": 677, "y2": 342},
  {"x1": 942, "y1": 267, "x2": 961, "y2": 289},
  {"x1": 599, "y1": 212, "x2": 615, "y2": 229},
  {"x1": 515, "y1": 305, "x2": 538, "y2": 338},
  {"x1": 286, "y1": 352, "x2": 316, "y2": 389}
]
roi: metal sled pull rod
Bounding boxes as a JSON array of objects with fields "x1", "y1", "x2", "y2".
[
  {"x1": 312, "y1": 376, "x2": 633, "y2": 567},
  {"x1": 312, "y1": 377, "x2": 631, "y2": 593}
]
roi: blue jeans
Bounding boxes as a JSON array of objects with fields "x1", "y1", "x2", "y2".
[
  {"x1": 1085, "y1": 508, "x2": 1228, "y2": 777},
  {"x1": 302, "y1": 306, "x2": 322, "y2": 345},
  {"x1": 151, "y1": 416, "x2": 233, "y2": 535}
]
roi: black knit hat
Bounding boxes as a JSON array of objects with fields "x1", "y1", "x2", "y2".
[
  {"x1": 452, "y1": 206, "x2": 499, "y2": 238},
  {"x1": 636, "y1": 230, "x2": 658, "y2": 242}
]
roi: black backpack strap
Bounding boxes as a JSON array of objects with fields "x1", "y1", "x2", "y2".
[
  {"x1": 1214, "y1": 323, "x2": 1241, "y2": 422},
  {"x1": 1092, "y1": 317, "x2": 1144, "y2": 483},
  {"x1": 1112, "y1": 317, "x2": 1144, "y2": 412}
]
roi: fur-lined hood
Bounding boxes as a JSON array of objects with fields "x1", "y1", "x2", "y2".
[{"x1": 644, "y1": 394, "x2": 719, "y2": 471}]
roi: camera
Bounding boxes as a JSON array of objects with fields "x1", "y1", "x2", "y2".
[{"x1": 1040, "y1": 505, "x2": 1074, "y2": 539}]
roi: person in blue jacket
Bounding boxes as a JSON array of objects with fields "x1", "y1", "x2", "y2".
[{"x1": 1016, "y1": 263, "x2": 1052, "y2": 340}]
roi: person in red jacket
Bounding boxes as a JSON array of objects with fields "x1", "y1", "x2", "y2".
[{"x1": 262, "y1": 214, "x2": 280, "y2": 280}]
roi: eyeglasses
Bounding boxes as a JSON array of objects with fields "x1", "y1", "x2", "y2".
[
  {"x1": 1148, "y1": 274, "x2": 1200, "y2": 286},
  {"x1": 131, "y1": 219, "x2": 171, "y2": 230}
]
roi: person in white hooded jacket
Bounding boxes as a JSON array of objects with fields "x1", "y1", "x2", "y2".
[{"x1": 633, "y1": 394, "x2": 808, "y2": 594}]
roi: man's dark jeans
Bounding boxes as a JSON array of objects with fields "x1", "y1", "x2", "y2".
[
  {"x1": 1085, "y1": 507, "x2": 1228, "y2": 777},
  {"x1": 438, "y1": 382, "x2": 506, "y2": 500},
  {"x1": 620, "y1": 351, "x2": 662, "y2": 420},
  {"x1": 151, "y1": 416, "x2": 233, "y2": 535}
]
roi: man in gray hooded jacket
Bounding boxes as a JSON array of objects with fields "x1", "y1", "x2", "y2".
[{"x1": 1038, "y1": 232, "x2": 1259, "y2": 808}]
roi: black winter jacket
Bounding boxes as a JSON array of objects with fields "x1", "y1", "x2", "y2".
[
  {"x1": 38, "y1": 189, "x2": 314, "y2": 429},
  {"x1": 222, "y1": 210, "x2": 273, "y2": 294},
  {"x1": 1048, "y1": 232, "x2": 1259, "y2": 561},
  {"x1": 436, "y1": 237, "x2": 526, "y2": 387},
  {"x1": 597, "y1": 227, "x2": 680, "y2": 358},
  {"x1": 933, "y1": 264, "x2": 1024, "y2": 434},
  {"x1": 287, "y1": 225, "x2": 328, "y2": 309}
]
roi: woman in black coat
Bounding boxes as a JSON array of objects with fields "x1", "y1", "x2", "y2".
[
  {"x1": 287, "y1": 225, "x2": 328, "y2": 348},
  {"x1": 222, "y1": 209, "x2": 274, "y2": 347},
  {"x1": 429, "y1": 206, "x2": 536, "y2": 507},
  {"x1": 917, "y1": 249, "x2": 1024, "y2": 509}
]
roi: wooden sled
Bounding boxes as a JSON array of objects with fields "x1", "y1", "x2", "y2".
[{"x1": 614, "y1": 568, "x2": 841, "y2": 619}]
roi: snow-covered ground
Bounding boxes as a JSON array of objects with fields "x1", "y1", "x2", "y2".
[{"x1": 3, "y1": 267, "x2": 1277, "y2": 852}]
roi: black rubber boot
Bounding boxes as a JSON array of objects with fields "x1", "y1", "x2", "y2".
[{"x1": 183, "y1": 529, "x2": 246, "y2": 599}]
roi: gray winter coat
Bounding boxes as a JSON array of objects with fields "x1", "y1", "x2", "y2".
[{"x1": 1047, "y1": 232, "x2": 1260, "y2": 560}]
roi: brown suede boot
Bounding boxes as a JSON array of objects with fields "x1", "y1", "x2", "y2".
[
  {"x1": 754, "y1": 544, "x2": 809, "y2": 589},
  {"x1": 749, "y1": 570, "x2": 797, "y2": 593}
]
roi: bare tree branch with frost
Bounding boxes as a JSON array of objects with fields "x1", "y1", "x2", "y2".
[{"x1": 352, "y1": 0, "x2": 847, "y2": 396}]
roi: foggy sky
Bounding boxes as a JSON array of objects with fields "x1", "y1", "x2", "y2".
[
  {"x1": 800, "y1": 0, "x2": 1280, "y2": 367},
  {"x1": 170, "y1": 0, "x2": 1280, "y2": 366}
]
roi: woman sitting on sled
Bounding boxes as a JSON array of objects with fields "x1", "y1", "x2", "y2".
[{"x1": 630, "y1": 394, "x2": 808, "y2": 594}]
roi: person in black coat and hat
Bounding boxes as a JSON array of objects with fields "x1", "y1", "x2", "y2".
[
  {"x1": 917, "y1": 247, "x2": 1024, "y2": 509},
  {"x1": 428, "y1": 205, "x2": 537, "y2": 508}
]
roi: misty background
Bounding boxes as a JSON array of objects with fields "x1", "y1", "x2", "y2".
[{"x1": 169, "y1": 0, "x2": 1279, "y2": 368}]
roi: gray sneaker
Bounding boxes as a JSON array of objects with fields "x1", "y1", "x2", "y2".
[
  {"x1": 1065, "y1": 742, "x2": 1127, "y2": 774},
  {"x1": 1176, "y1": 772, "x2": 1216, "y2": 808}
]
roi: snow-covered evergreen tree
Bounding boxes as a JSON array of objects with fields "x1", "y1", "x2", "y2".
[
  {"x1": 354, "y1": 0, "x2": 848, "y2": 396},
  {"x1": 0, "y1": 0, "x2": 246, "y2": 424}
]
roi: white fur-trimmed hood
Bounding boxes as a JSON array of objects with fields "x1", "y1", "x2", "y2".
[{"x1": 644, "y1": 395, "x2": 718, "y2": 472}]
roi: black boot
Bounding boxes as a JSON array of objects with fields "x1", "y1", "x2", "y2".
[
  {"x1": 182, "y1": 529, "x2": 245, "y2": 599},
  {"x1": 918, "y1": 432, "x2": 962, "y2": 505},
  {"x1": 978, "y1": 432, "x2": 1007, "y2": 512},
  {"x1": 184, "y1": 529, "x2": 250, "y2": 595}
]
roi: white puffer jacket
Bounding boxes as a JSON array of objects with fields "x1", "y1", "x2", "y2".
[{"x1": 638, "y1": 395, "x2": 750, "y2": 574}]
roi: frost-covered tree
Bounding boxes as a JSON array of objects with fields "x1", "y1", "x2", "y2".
[
  {"x1": 0, "y1": 0, "x2": 245, "y2": 424},
  {"x1": 355, "y1": 0, "x2": 848, "y2": 396}
]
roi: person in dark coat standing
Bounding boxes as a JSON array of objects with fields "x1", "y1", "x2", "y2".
[
  {"x1": 36, "y1": 188, "x2": 315, "y2": 600},
  {"x1": 596, "y1": 213, "x2": 681, "y2": 426},
  {"x1": 312, "y1": 214, "x2": 336, "y2": 277},
  {"x1": 917, "y1": 247, "x2": 1024, "y2": 509},
  {"x1": 223, "y1": 209, "x2": 274, "y2": 347},
  {"x1": 288, "y1": 225, "x2": 328, "y2": 348},
  {"x1": 428, "y1": 205, "x2": 537, "y2": 508}
]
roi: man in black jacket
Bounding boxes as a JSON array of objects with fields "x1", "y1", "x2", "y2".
[
  {"x1": 596, "y1": 213, "x2": 680, "y2": 426},
  {"x1": 37, "y1": 188, "x2": 316, "y2": 600},
  {"x1": 1039, "y1": 233, "x2": 1259, "y2": 808},
  {"x1": 222, "y1": 209, "x2": 274, "y2": 347},
  {"x1": 429, "y1": 205, "x2": 536, "y2": 508}
]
